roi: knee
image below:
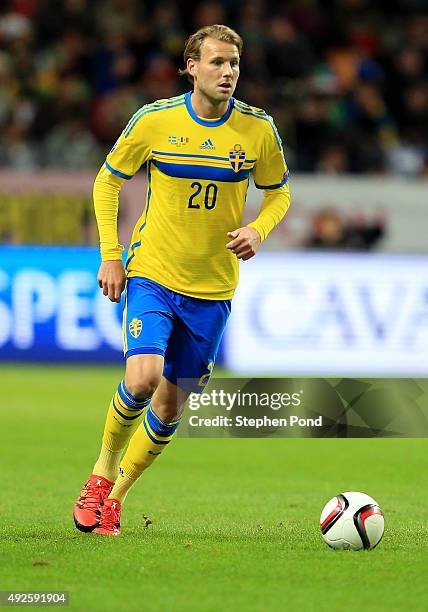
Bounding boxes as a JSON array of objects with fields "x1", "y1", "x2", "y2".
[
  {"x1": 125, "y1": 375, "x2": 160, "y2": 399},
  {"x1": 125, "y1": 354, "x2": 164, "y2": 399}
]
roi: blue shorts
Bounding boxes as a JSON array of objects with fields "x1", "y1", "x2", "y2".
[{"x1": 123, "y1": 277, "x2": 231, "y2": 392}]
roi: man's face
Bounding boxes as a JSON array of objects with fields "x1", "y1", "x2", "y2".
[{"x1": 188, "y1": 37, "x2": 240, "y2": 103}]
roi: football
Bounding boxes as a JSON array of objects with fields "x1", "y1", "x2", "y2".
[{"x1": 320, "y1": 491, "x2": 384, "y2": 551}]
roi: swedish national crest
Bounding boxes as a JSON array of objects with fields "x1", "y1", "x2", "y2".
[
  {"x1": 229, "y1": 144, "x2": 246, "y2": 172},
  {"x1": 129, "y1": 318, "x2": 142, "y2": 338}
]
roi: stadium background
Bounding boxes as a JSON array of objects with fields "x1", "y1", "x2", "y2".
[
  {"x1": 1, "y1": 2, "x2": 428, "y2": 610},
  {"x1": 1, "y1": 0, "x2": 427, "y2": 373}
]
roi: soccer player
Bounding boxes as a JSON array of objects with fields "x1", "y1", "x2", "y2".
[{"x1": 73, "y1": 24, "x2": 290, "y2": 536}]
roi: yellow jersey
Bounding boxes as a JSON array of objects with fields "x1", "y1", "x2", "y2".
[{"x1": 102, "y1": 92, "x2": 289, "y2": 300}]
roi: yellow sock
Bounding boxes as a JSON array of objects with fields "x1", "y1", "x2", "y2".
[
  {"x1": 109, "y1": 406, "x2": 180, "y2": 503},
  {"x1": 93, "y1": 380, "x2": 151, "y2": 482},
  {"x1": 93, "y1": 445, "x2": 122, "y2": 483},
  {"x1": 107, "y1": 468, "x2": 135, "y2": 504}
]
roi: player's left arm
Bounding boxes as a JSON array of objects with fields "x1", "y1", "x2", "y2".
[
  {"x1": 226, "y1": 183, "x2": 290, "y2": 260},
  {"x1": 226, "y1": 117, "x2": 290, "y2": 261}
]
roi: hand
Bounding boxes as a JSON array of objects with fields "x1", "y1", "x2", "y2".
[
  {"x1": 226, "y1": 226, "x2": 261, "y2": 261},
  {"x1": 97, "y1": 260, "x2": 126, "y2": 302}
]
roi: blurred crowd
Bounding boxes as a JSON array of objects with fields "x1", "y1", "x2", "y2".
[
  {"x1": 0, "y1": 0, "x2": 428, "y2": 175},
  {"x1": 305, "y1": 208, "x2": 385, "y2": 250}
]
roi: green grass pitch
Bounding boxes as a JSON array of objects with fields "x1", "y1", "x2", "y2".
[{"x1": 1, "y1": 364, "x2": 427, "y2": 611}]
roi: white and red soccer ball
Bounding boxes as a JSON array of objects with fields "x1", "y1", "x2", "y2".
[{"x1": 320, "y1": 491, "x2": 384, "y2": 550}]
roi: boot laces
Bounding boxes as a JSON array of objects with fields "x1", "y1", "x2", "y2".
[
  {"x1": 100, "y1": 502, "x2": 120, "y2": 530},
  {"x1": 79, "y1": 478, "x2": 110, "y2": 510}
]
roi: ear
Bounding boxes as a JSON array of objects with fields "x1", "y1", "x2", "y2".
[{"x1": 187, "y1": 58, "x2": 197, "y2": 79}]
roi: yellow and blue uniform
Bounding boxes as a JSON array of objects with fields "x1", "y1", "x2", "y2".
[
  {"x1": 93, "y1": 91, "x2": 290, "y2": 390},
  {"x1": 124, "y1": 276, "x2": 230, "y2": 391}
]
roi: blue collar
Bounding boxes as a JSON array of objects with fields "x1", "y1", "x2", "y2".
[{"x1": 185, "y1": 91, "x2": 234, "y2": 127}]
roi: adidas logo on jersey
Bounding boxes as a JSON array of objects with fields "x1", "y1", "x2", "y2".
[{"x1": 200, "y1": 138, "x2": 215, "y2": 150}]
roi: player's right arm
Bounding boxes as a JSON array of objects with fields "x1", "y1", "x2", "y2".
[
  {"x1": 93, "y1": 107, "x2": 152, "y2": 302},
  {"x1": 94, "y1": 168, "x2": 126, "y2": 302}
]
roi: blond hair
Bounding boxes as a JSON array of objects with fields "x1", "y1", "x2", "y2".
[{"x1": 179, "y1": 24, "x2": 243, "y2": 83}]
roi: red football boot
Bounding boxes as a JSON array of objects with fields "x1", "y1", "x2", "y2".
[
  {"x1": 92, "y1": 498, "x2": 122, "y2": 536},
  {"x1": 73, "y1": 474, "x2": 114, "y2": 532}
]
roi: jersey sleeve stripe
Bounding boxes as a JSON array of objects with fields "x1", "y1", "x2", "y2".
[
  {"x1": 127, "y1": 96, "x2": 186, "y2": 125},
  {"x1": 152, "y1": 160, "x2": 250, "y2": 182},
  {"x1": 105, "y1": 160, "x2": 132, "y2": 180},
  {"x1": 233, "y1": 106, "x2": 269, "y2": 119},
  {"x1": 267, "y1": 115, "x2": 283, "y2": 150},
  {"x1": 233, "y1": 106, "x2": 283, "y2": 150},
  {"x1": 124, "y1": 100, "x2": 186, "y2": 137},
  {"x1": 234, "y1": 100, "x2": 266, "y2": 115},
  {"x1": 255, "y1": 176, "x2": 289, "y2": 190},
  {"x1": 125, "y1": 94, "x2": 186, "y2": 126}
]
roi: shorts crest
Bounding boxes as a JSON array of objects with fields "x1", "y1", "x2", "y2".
[{"x1": 129, "y1": 318, "x2": 143, "y2": 338}]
